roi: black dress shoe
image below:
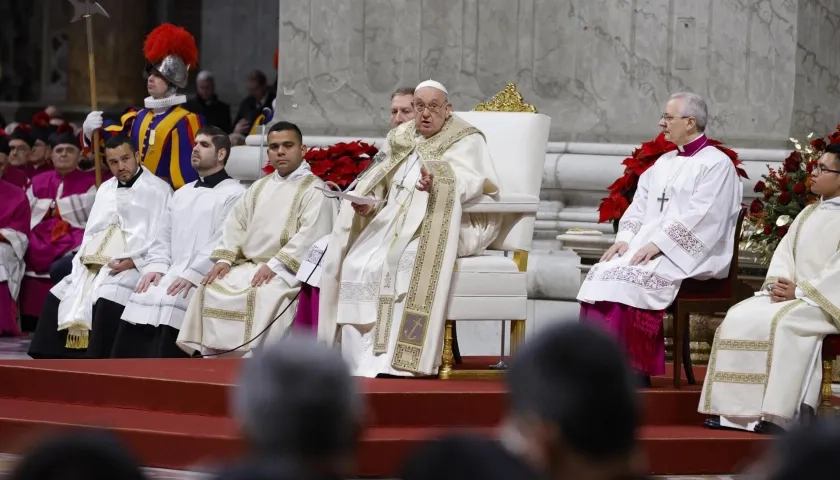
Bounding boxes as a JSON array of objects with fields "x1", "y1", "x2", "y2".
[
  {"x1": 753, "y1": 420, "x2": 786, "y2": 435},
  {"x1": 704, "y1": 416, "x2": 722, "y2": 429}
]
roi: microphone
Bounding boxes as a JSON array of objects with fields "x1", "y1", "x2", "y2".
[{"x1": 342, "y1": 149, "x2": 385, "y2": 193}]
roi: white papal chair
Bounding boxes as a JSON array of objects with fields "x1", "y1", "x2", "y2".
[{"x1": 440, "y1": 86, "x2": 550, "y2": 379}]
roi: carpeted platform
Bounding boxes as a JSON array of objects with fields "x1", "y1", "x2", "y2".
[{"x1": 0, "y1": 358, "x2": 771, "y2": 476}]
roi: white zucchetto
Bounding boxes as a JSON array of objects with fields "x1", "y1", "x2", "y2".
[{"x1": 415, "y1": 80, "x2": 448, "y2": 95}]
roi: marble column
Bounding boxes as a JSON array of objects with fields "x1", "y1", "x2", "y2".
[{"x1": 66, "y1": 0, "x2": 150, "y2": 108}]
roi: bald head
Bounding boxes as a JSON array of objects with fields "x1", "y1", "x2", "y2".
[{"x1": 232, "y1": 336, "x2": 364, "y2": 461}]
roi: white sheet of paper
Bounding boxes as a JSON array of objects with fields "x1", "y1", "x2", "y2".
[{"x1": 315, "y1": 186, "x2": 386, "y2": 205}]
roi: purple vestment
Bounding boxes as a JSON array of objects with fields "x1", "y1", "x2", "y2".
[{"x1": 0, "y1": 179, "x2": 30, "y2": 335}]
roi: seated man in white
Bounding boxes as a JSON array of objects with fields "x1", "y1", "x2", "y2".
[
  {"x1": 577, "y1": 92, "x2": 742, "y2": 386},
  {"x1": 177, "y1": 121, "x2": 335, "y2": 357},
  {"x1": 316, "y1": 80, "x2": 501, "y2": 378},
  {"x1": 700, "y1": 143, "x2": 840, "y2": 434},
  {"x1": 109, "y1": 126, "x2": 245, "y2": 358},
  {"x1": 28, "y1": 135, "x2": 172, "y2": 358}
]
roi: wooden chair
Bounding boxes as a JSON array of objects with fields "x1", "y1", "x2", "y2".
[{"x1": 671, "y1": 208, "x2": 746, "y2": 389}]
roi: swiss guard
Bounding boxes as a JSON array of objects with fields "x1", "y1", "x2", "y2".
[{"x1": 81, "y1": 23, "x2": 204, "y2": 190}]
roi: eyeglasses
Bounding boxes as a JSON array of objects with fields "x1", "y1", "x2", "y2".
[
  {"x1": 414, "y1": 102, "x2": 444, "y2": 114},
  {"x1": 660, "y1": 114, "x2": 690, "y2": 122},
  {"x1": 813, "y1": 164, "x2": 840, "y2": 175}
]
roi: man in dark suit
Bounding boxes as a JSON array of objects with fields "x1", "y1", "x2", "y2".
[
  {"x1": 185, "y1": 71, "x2": 232, "y2": 133},
  {"x1": 232, "y1": 70, "x2": 275, "y2": 136}
]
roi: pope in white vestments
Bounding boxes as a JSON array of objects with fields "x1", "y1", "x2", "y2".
[
  {"x1": 111, "y1": 128, "x2": 246, "y2": 358},
  {"x1": 578, "y1": 92, "x2": 742, "y2": 380},
  {"x1": 700, "y1": 144, "x2": 840, "y2": 434},
  {"x1": 317, "y1": 80, "x2": 502, "y2": 378},
  {"x1": 177, "y1": 121, "x2": 336, "y2": 357},
  {"x1": 28, "y1": 136, "x2": 172, "y2": 358}
]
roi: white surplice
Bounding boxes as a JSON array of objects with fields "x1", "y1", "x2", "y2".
[
  {"x1": 177, "y1": 163, "x2": 336, "y2": 356},
  {"x1": 317, "y1": 116, "x2": 501, "y2": 378},
  {"x1": 51, "y1": 167, "x2": 172, "y2": 344},
  {"x1": 0, "y1": 189, "x2": 29, "y2": 301},
  {"x1": 120, "y1": 177, "x2": 245, "y2": 330},
  {"x1": 577, "y1": 139, "x2": 743, "y2": 310},
  {"x1": 699, "y1": 198, "x2": 840, "y2": 430}
]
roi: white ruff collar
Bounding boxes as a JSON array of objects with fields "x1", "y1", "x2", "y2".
[
  {"x1": 144, "y1": 95, "x2": 187, "y2": 110},
  {"x1": 272, "y1": 162, "x2": 312, "y2": 183}
]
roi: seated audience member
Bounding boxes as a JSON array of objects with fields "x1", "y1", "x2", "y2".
[
  {"x1": 109, "y1": 126, "x2": 245, "y2": 358},
  {"x1": 28, "y1": 135, "x2": 172, "y2": 359},
  {"x1": 185, "y1": 71, "x2": 232, "y2": 133},
  {"x1": 26, "y1": 111, "x2": 57, "y2": 179},
  {"x1": 316, "y1": 80, "x2": 501, "y2": 378},
  {"x1": 177, "y1": 121, "x2": 335, "y2": 357},
  {"x1": 232, "y1": 70, "x2": 275, "y2": 136},
  {"x1": 8, "y1": 430, "x2": 146, "y2": 480},
  {"x1": 701, "y1": 143, "x2": 840, "y2": 434},
  {"x1": 0, "y1": 132, "x2": 29, "y2": 189},
  {"x1": 18, "y1": 125, "x2": 97, "y2": 329},
  {"x1": 400, "y1": 322, "x2": 641, "y2": 480},
  {"x1": 578, "y1": 92, "x2": 742, "y2": 386},
  {"x1": 294, "y1": 86, "x2": 416, "y2": 332},
  {"x1": 220, "y1": 335, "x2": 363, "y2": 480},
  {"x1": 0, "y1": 177, "x2": 30, "y2": 336}
]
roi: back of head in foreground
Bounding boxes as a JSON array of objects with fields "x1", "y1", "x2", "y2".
[
  {"x1": 757, "y1": 418, "x2": 840, "y2": 480},
  {"x1": 504, "y1": 321, "x2": 642, "y2": 479},
  {"x1": 9, "y1": 430, "x2": 146, "y2": 480},
  {"x1": 231, "y1": 335, "x2": 364, "y2": 477}
]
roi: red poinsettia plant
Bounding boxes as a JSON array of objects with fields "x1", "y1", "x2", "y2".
[
  {"x1": 743, "y1": 125, "x2": 840, "y2": 264},
  {"x1": 598, "y1": 132, "x2": 748, "y2": 231},
  {"x1": 263, "y1": 140, "x2": 379, "y2": 189}
]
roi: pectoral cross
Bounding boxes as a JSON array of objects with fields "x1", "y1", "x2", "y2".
[{"x1": 658, "y1": 189, "x2": 669, "y2": 212}]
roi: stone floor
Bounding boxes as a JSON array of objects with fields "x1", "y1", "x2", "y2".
[{"x1": 0, "y1": 336, "x2": 29, "y2": 360}]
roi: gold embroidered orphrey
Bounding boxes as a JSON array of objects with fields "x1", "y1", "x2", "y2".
[{"x1": 361, "y1": 115, "x2": 482, "y2": 373}]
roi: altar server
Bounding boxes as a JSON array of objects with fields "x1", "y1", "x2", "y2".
[
  {"x1": 177, "y1": 121, "x2": 335, "y2": 357},
  {"x1": 111, "y1": 126, "x2": 245, "y2": 358},
  {"x1": 316, "y1": 80, "x2": 501, "y2": 378},
  {"x1": 700, "y1": 143, "x2": 840, "y2": 434},
  {"x1": 28, "y1": 135, "x2": 172, "y2": 359},
  {"x1": 578, "y1": 92, "x2": 742, "y2": 385},
  {"x1": 0, "y1": 178, "x2": 30, "y2": 336}
]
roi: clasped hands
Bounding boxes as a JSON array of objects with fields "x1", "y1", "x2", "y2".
[
  {"x1": 134, "y1": 272, "x2": 196, "y2": 298},
  {"x1": 600, "y1": 241, "x2": 661, "y2": 265},
  {"x1": 351, "y1": 165, "x2": 434, "y2": 217},
  {"x1": 769, "y1": 278, "x2": 796, "y2": 303}
]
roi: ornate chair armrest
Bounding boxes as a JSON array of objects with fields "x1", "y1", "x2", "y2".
[{"x1": 462, "y1": 194, "x2": 539, "y2": 213}]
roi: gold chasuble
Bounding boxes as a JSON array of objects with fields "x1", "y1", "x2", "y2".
[
  {"x1": 699, "y1": 198, "x2": 840, "y2": 428},
  {"x1": 177, "y1": 164, "x2": 335, "y2": 356},
  {"x1": 317, "y1": 115, "x2": 500, "y2": 377}
]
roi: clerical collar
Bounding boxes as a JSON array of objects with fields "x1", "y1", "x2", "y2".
[
  {"x1": 195, "y1": 169, "x2": 231, "y2": 188},
  {"x1": 820, "y1": 196, "x2": 840, "y2": 209},
  {"x1": 272, "y1": 162, "x2": 312, "y2": 182},
  {"x1": 144, "y1": 94, "x2": 187, "y2": 111},
  {"x1": 676, "y1": 134, "x2": 708, "y2": 157},
  {"x1": 118, "y1": 167, "x2": 143, "y2": 188}
]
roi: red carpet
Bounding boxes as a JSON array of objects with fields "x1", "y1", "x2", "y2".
[{"x1": 0, "y1": 358, "x2": 771, "y2": 476}]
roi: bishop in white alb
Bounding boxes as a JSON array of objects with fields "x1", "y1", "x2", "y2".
[{"x1": 578, "y1": 133, "x2": 742, "y2": 375}]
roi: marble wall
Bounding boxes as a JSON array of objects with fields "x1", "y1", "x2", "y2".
[{"x1": 198, "y1": 0, "x2": 840, "y2": 148}]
